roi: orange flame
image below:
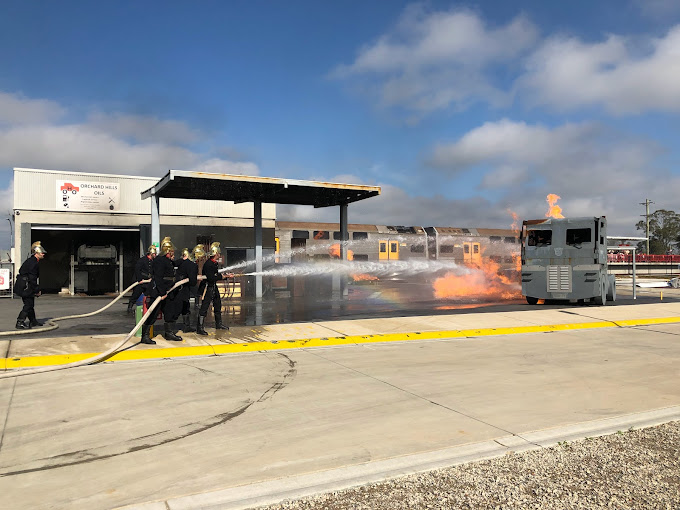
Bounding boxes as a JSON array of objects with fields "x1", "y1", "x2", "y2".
[
  {"x1": 546, "y1": 194, "x2": 564, "y2": 218},
  {"x1": 508, "y1": 209, "x2": 520, "y2": 234},
  {"x1": 433, "y1": 248, "x2": 521, "y2": 300},
  {"x1": 352, "y1": 273, "x2": 378, "y2": 281},
  {"x1": 314, "y1": 231, "x2": 326, "y2": 240},
  {"x1": 329, "y1": 243, "x2": 354, "y2": 260}
]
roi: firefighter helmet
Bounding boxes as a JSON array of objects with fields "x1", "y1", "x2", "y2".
[
  {"x1": 181, "y1": 247, "x2": 191, "y2": 260},
  {"x1": 31, "y1": 241, "x2": 47, "y2": 255},
  {"x1": 160, "y1": 237, "x2": 176, "y2": 256},
  {"x1": 146, "y1": 245, "x2": 158, "y2": 256},
  {"x1": 209, "y1": 241, "x2": 221, "y2": 257},
  {"x1": 193, "y1": 244, "x2": 206, "y2": 259}
]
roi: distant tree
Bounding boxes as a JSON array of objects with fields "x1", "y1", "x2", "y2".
[{"x1": 635, "y1": 209, "x2": 680, "y2": 254}]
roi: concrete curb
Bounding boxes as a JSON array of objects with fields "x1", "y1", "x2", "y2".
[
  {"x1": 3, "y1": 316, "x2": 680, "y2": 370},
  {"x1": 118, "y1": 406, "x2": 680, "y2": 510}
]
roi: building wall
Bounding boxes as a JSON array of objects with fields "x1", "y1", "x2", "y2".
[{"x1": 12, "y1": 168, "x2": 277, "y2": 291}]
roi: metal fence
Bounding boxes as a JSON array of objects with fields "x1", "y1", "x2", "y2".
[{"x1": 0, "y1": 262, "x2": 14, "y2": 299}]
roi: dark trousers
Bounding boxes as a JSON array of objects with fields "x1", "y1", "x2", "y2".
[
  {"x1": 18, "y1": 296, "x2": 35, "y2": 320},
  {"x1": 199, "y1": 284, "x2": 221, "y2": 317},
  {"x1": 144, "y1": 292, "x2": 182, "y2": 326},
  {"x1": 181, "y1": 300, "x2": 191, "y2": 316}
]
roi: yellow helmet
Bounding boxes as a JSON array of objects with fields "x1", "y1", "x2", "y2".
[
  {"x1": 160, "y1": 236, "x2": 176, "y2": 256},
  {"x1": 209, "y1": 241, "x2": 221, "y2": 256},
  {"x1": 146, "y1": 245, "x2": 158, "y2": 255},
  {"x1": 31, "y1": 241, "x2": 47, "y2": 254},
  {"x1": 181, "y1": 247, "x2": 191, "y2": 259},
  {"x1": 193, "y1": 244, "x2": 206, "y2": 259}
]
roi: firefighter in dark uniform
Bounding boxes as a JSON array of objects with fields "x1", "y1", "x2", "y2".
[
  {"x1": 141, "y1": 237, "x2": 183, "y2": 344},
  {"x1": 196, "y1": 242, "x2": 234, "y2": 335},
  {"x1": 14, "y1": 241, "x2": 46, "y2": 329},
  {"x1": 194, "y1": 244, "x2": 207, "y2": 311},
  {"x1": 175, "y1": 247, "x2": 198, "y2": 333},
  {"x1": 127, "y1": 245, "x2": 157, "y2": 314}
]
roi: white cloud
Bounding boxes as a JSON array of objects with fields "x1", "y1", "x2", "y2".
[
  {"x1": 190, "y1": 158, "x2": 259, "y2": 176},
  {"x1": 334, "y1": 6, "x2": 680, "y2": 118},
  {"x1": 426, "y1": 118, "x2": 675, "y2": 235},
  {"x1": 331, "y1": 7, "x2": 537, "y2": 117},
  {"x1": 0, "y1": 92, "x2": 65, "y2": 125},
  {"x1": 521, "y1": 25, "x2": 680, "y2": 114},
  {"x1": 88, "y1": 112, "x2": 202, "y2": 145},
  {"x1": 0, "y1": 93, "x2": 259, "y2": 178}
]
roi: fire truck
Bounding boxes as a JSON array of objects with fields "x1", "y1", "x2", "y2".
[{"x1": 520, "y1": 216, "x2": 616, "y2": 305}]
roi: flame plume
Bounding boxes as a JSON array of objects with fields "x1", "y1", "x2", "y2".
[{"x1": 546, "y1": 194, "x2": 564, "y2": 218}]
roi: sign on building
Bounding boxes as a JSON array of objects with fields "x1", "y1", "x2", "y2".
[
  {"x1": 0, "y1": 268, "x2": 10, "y2": 290},
  {"x1": 56, "y1": 180, "x2": 121, "y2": 212}
]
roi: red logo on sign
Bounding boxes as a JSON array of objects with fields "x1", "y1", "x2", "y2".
[
  {"x1": 61, "y1": 183, "x2": 79, "y2": 193},
  {"x1": 0, "y1": 275, "x2": 4, "y2": 285}
]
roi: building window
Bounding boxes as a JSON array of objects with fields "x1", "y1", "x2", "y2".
[
  {"x1": 440, "y1": 245, "x2": 454, "y2": 253},
  {"x1": 504, "y1": 237, "x2": 516, "y2": 244},
  {"x1": 353, "y1": 254, "x2": 369, "y2": 261},
  {"x1": 410, "y1": 244, "x2": 425, "y2": 253},
  {"x1": 353, "y1": 232, "x2": 368, "y2": 240},
  {"x1": 333, "y1": 232, "x2": 343, "y2": 240},
  {"x1": 489, "y1": 236, "x2": 501, "y2": 242},
  {"x1": 313, "y1": 230, "x2": 330, "y2": 240}
]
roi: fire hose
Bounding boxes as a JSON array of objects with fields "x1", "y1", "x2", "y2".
[
  {"x1": 0, "y1": 279, "x2": 153, "y2": 338},
  {"x1": 0, "y1": 278, "x2": 189, "y2": 379}
]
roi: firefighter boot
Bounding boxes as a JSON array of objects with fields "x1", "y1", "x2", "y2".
[
  {"x1": 28, "y1": 309, "x2": 44, "y2": 328},
  {"x1": 196, "y1": 315, "x2": 208, "y2": 336},
  {"x1": 15, "y1": 312, "x2": 28, "y2": 330},
  {"x1": 141, "y1": 325, "x2": 156, "y2": 345},
  {"x1": 182, "y1": 313, "x2": 196, "y2": 333},
  {"x1": 164, "y1": 322, "x2": 183, "y2": 341},
  {"x1": 214, "y1": 312, "x2": 229, "y2": 330}
]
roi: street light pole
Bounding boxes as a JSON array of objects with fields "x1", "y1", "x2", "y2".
[{"x1": 639, "y1": 199, "x2": 653, "y2": 254}]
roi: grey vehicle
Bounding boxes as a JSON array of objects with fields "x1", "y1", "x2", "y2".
[{"x1": 521, "y1": 216, "x2": 616, "y2": 305}]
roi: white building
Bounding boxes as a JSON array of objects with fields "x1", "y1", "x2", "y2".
[{"x1": 12, "y1": 168, "x2": 276, "y2": 294}]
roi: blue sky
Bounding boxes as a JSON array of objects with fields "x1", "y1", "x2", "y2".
[{"x1": 2, "y1": 0, "x2": 680, "y2": 250}]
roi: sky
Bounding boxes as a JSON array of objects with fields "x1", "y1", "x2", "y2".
[{"x1": 1, "y1": 0, "x2": 680, "y2": 250}]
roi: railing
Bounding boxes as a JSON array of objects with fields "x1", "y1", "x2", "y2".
[
  {"x1": 608, "y1": 254, "x2": 680, "y2": 263},
  {"x1": 0, "y1": 262, "x2": 13, "y2": 299}
]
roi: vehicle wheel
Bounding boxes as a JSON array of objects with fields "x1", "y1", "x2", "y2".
[
  {"x1": 526, "y1": 296, "x2": 539, "y2": 305},
  {"x1": 594, "y1": 284, "x2": 607, "y2": 306},
  {"x1": 607, "y1": 276, "x2": 616, "y2": 302}
]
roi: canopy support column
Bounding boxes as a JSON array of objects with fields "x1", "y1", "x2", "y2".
[
  {"x1": 151, "y1": 193, "x2": 160, "y2": 247},
  {"x1": 254, "y1": 200, "x2": 263, "y2": 300}
]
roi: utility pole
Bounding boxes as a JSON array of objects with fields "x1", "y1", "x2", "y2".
[{"x1": 639, "y1": 199, "x2": 654, "y2": 254}]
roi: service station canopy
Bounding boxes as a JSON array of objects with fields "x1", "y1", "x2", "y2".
[{"x1": 141, "y1": 170, "x2": 381, "y2": 207}]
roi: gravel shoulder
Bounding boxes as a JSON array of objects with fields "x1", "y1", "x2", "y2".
[{"x1": 254, "y1": 421, "x2": 680, "y2": 510}]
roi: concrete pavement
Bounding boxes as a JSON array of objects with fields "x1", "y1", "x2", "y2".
[{"x1": 0, "y1": 295, "x2": 678, "y2": 509}]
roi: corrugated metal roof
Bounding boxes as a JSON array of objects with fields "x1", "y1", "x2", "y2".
[{"x1": 142, "y1": 170, "x2": 381, "y2": 207}]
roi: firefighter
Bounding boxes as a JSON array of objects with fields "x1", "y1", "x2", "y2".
[
  {"x1": 14, "y1": 241, "x2": 46, "y2": 329},
  {"x1": 196, "y1": 242, "x2": 234, "y2": 335},
  {"x1": 141, "y1": 237, "x2": 183, "y2": 344},
  {"x1": 127, "y1": 245, "x2": 157, "y2": 314},
  {"x1": 194, "y1": 244, "x2": 207, "y2": 311},
  {"x1": 175, "y1": 247, "x2": 198, "y2": 333}
]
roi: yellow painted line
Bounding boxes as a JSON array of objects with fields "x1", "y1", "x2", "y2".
[
  {"x1": 2, "y1": 316, "x2": 680, "y2": 370},
  {"x1": 6, "y1": 353, "x2": 96, "y2": 369}
]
